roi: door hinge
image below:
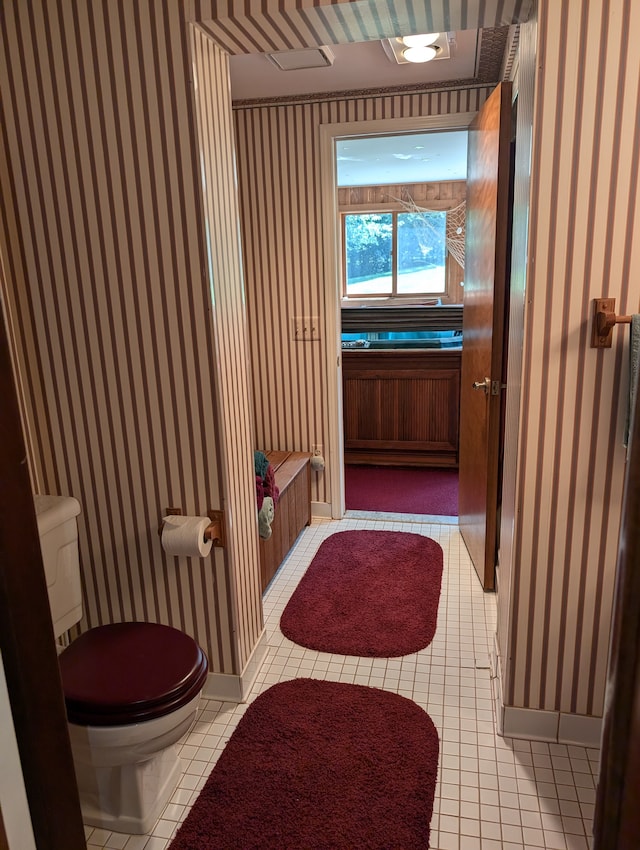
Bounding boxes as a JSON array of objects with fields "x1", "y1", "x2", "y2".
[{"x1": 491, "y1": 381, "x2": 507, "y2": 396}]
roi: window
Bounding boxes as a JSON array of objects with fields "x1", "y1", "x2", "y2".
[{"x1": 343, "y1": 209, "x2": 447, "y2": 299}]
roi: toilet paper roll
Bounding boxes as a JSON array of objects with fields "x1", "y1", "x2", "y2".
[{"x1": 161, "y1": 515, "x2": 213, "y2": 558}]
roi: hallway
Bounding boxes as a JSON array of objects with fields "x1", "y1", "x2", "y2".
[{"x1": 84, "y1": 515, "x2": 598, "y2": 850}]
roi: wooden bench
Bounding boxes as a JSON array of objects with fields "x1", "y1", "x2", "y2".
[{"x1": 259, "y1": 451, "x2": 311, "y2": 592}]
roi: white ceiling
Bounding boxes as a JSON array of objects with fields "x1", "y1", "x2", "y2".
[
  {"x1": 229, "y1": 30, "x2": 479, "y2": 101},
  {"x1": 336, "y1": 131, "x2": 468, "y2": 186},
  {"x1": 229, "y1": 30, "x2": 483, "y2": 186}
]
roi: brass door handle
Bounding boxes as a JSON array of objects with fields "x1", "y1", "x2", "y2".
[{"x1": 472, "y1": 377, "x2": 491, "y2": 393}]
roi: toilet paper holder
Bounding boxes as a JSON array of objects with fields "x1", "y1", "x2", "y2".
[{"x1": 158, "y1": 508, "x2": 225, "y2": 548}]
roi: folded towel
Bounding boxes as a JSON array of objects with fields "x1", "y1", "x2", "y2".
[
  {"x1": 263, "y1": 463, "x2": 280, "y2": 506},
  {"x1": 624, "y1": 314, "x2": 640, "y2": 449},
  {"x1": 255, "y1": 475, "x2": 265, "y2": 512},
  {"x1": 254, "y1": 450, "x2": 270, "y2": 480},
  {"x1": 258, "y1": 496, "x2": 275, "y2": 540}
]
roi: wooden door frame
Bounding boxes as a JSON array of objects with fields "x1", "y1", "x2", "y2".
[
  {"x1": 458, "y1": 82, "x2": 513, "y2": 591},
  {"x1": 319, "y1": 113, "x2": 478, "y2": 519},
  {"x1": 593, "y1": 389, "x2": 640, "y2": 848},
  {"x1": 0, "y1": 307, "x2": 86, "y2": 849}
]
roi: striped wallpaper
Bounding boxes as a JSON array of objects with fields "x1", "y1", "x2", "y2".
[
  {"x1": 1, "y1": 0, "x2": 637, "y2": 726},
  {"x1": 232, "y1": 0, "x2": 640, "y2": 721},
  {"x1": 0, "y1": 1, "x2": 262, "y2": 678},
  {"x1": 504, "y1": 0, "x2": 640, "y2": 716},
  {"x1": 495, "y1": 16, "x2": 536, "y2": 715},
  {"x1": 190, "y1": 0, "x2": 533, "y2": 54},
  {"x1": 189, "y1": 25, "x2": 264, "y2": 672},
  {"x1": 234, "y1": 88, "x2": 492, "y2": 508}
]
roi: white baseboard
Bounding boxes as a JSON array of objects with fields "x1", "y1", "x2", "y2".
[
  {"x1": 491, "y1": 632, "x2": 601, "y2": 748},
  {"x1": 311, "y1": 501, "x2": 332, "y2": 518},
  {"x1": 502, "y1": 705, "x2": 561, "y2": 741},
  {"x1": 558, "y1": 712, "x2": 603, "y2": 748},
  {"x1": 489, "y1": 633, "x2": 499, "y2": 679},
  {"x1": 490, "y1": 633, "x2": 504, "y2": 737},
  {"x1": 500, "y1": 702, "x2": 602, "y2": 748},
  {"x1": 202, "y1": 628, "x2": 268, "y2": 703},
  {"x1": 203, "y1": 671, "x2": 243, "y2": 702}
]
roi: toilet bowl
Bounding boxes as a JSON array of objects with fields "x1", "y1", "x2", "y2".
[
  {"x1": 59, "y1": 620, "x2": 208, "y2": 833},
  {"x1": 34, "y1": 495, "x2": 209, "y2": 834}
]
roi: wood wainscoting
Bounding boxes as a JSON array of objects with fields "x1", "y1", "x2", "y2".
[
  {"x1": 342, "y1": 349, "x2": 461, "y2": 467},
  {"x1": 259, "y1": 452, "x2": 311, "y2": 591}
]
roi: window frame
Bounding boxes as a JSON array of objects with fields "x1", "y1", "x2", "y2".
[
  {"x1": 341, "y1": 208, "x2": 449, "y2": 301},
  {"x1": 337, "y1": 180, "x2": 466, "y2": 307}
]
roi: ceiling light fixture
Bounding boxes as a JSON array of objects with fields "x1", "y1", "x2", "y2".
[
  {"x1": 402, "y1": 44, "x2": 439, "y2": 63},
  {"x1": 381, "y1": 31, "x2": 451, "y2": 66},
  {"x1": 401, "y1": 32, "x2": 440, "y2": 48}
]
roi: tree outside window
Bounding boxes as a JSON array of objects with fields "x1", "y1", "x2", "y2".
[{"x1": 344, "y1": 210, "x2": 447, "y2": 298}]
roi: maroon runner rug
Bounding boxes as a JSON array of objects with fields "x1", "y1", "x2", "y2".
[
  {"x1": 345, "y1": 465, "x2": 458, "y2": 516},
  {"x1": 280, "y1": 530, "x2": 443, "y2": 656},
  {"x1": 169, "y1": 679, "x2": 439, "y2": 850}
]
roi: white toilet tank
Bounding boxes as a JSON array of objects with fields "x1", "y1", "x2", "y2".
[{"x1": 33, "y1": 495, "x2": 83, "y2": 638}]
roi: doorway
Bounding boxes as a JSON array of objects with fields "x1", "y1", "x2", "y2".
[
  {"x1": 321, "y1": 84, "x2": 515, "y2": 591},
  {"x1": 319, "y1": 113, "x2": 478, "y2": 521},
  {"x1": 335, "y1": 128, "x2": 467, "y2": 519}
]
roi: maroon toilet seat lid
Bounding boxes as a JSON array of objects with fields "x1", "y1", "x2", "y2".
[{"x1": 59, "y1": 622, "x2": 208, "y2": 726}]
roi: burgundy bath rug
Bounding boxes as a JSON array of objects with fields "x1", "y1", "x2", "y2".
[
  {"x1": 345, "y1": 464, "x2": 459, "y2": 516},
  {"x1": 279, "y1": 530, "x2": 443, "y2": 656},
  {"x1": 169, "y1": 678, "x2": 439, "y2": 850}
]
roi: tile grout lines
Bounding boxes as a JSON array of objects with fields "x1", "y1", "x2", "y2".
[{"x1": 84, "y1": 513, "x2": 598, "y2": 850}]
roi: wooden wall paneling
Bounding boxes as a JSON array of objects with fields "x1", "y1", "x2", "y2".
[
  {"x1": 342, "y1": 350, "x2": 460, "y2": 466},
  {"x1": 338, "y1": 181, "x2": 466, "y2": 211},
  {"x1": 258, "y1": 452, "x2": 311, "y2": 590}
]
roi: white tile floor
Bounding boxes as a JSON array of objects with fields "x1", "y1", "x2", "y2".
[{"x1": 85, "y1": 513, "x2": 599, "y2": 850}]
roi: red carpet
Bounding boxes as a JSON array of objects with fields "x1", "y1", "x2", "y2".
[
  {"x1": 280, "y1": 530, "x2": 443, "y2": 657},
  {"x1": 345, "y1": 465, "x2": 458, "y2": 515},
  {"x1": 169, "y1": 679, "x2": 439, "y2": 850}
]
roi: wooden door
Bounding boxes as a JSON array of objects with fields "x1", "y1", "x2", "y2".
[
  {"x1": 458, "y1": 82, "x2": 512, "y2": 590},
  {"x1": 593, "y1": 388, "x2": 640, "y2": 849},
  {"x1": 0, "y1": 311, "x2": 86, "y2": 848}
]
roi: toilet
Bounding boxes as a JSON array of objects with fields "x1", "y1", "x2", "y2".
[{"x1": 34, "y1": 494, "x2": 209, "y2": 834}]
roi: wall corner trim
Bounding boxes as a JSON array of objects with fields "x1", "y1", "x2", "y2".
[
  {"x1": 311, "y1": 501, "x2": 332, "y2": 519},
  {"x1": 500, "y1": 704, "x2": 603, "y2": 749},
  {"x1": 202, "y1": 628, "x2": 268, "y2": 703},
  {"x1": 558, "y1": 712, "x2": 603, "y2": 749}
]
